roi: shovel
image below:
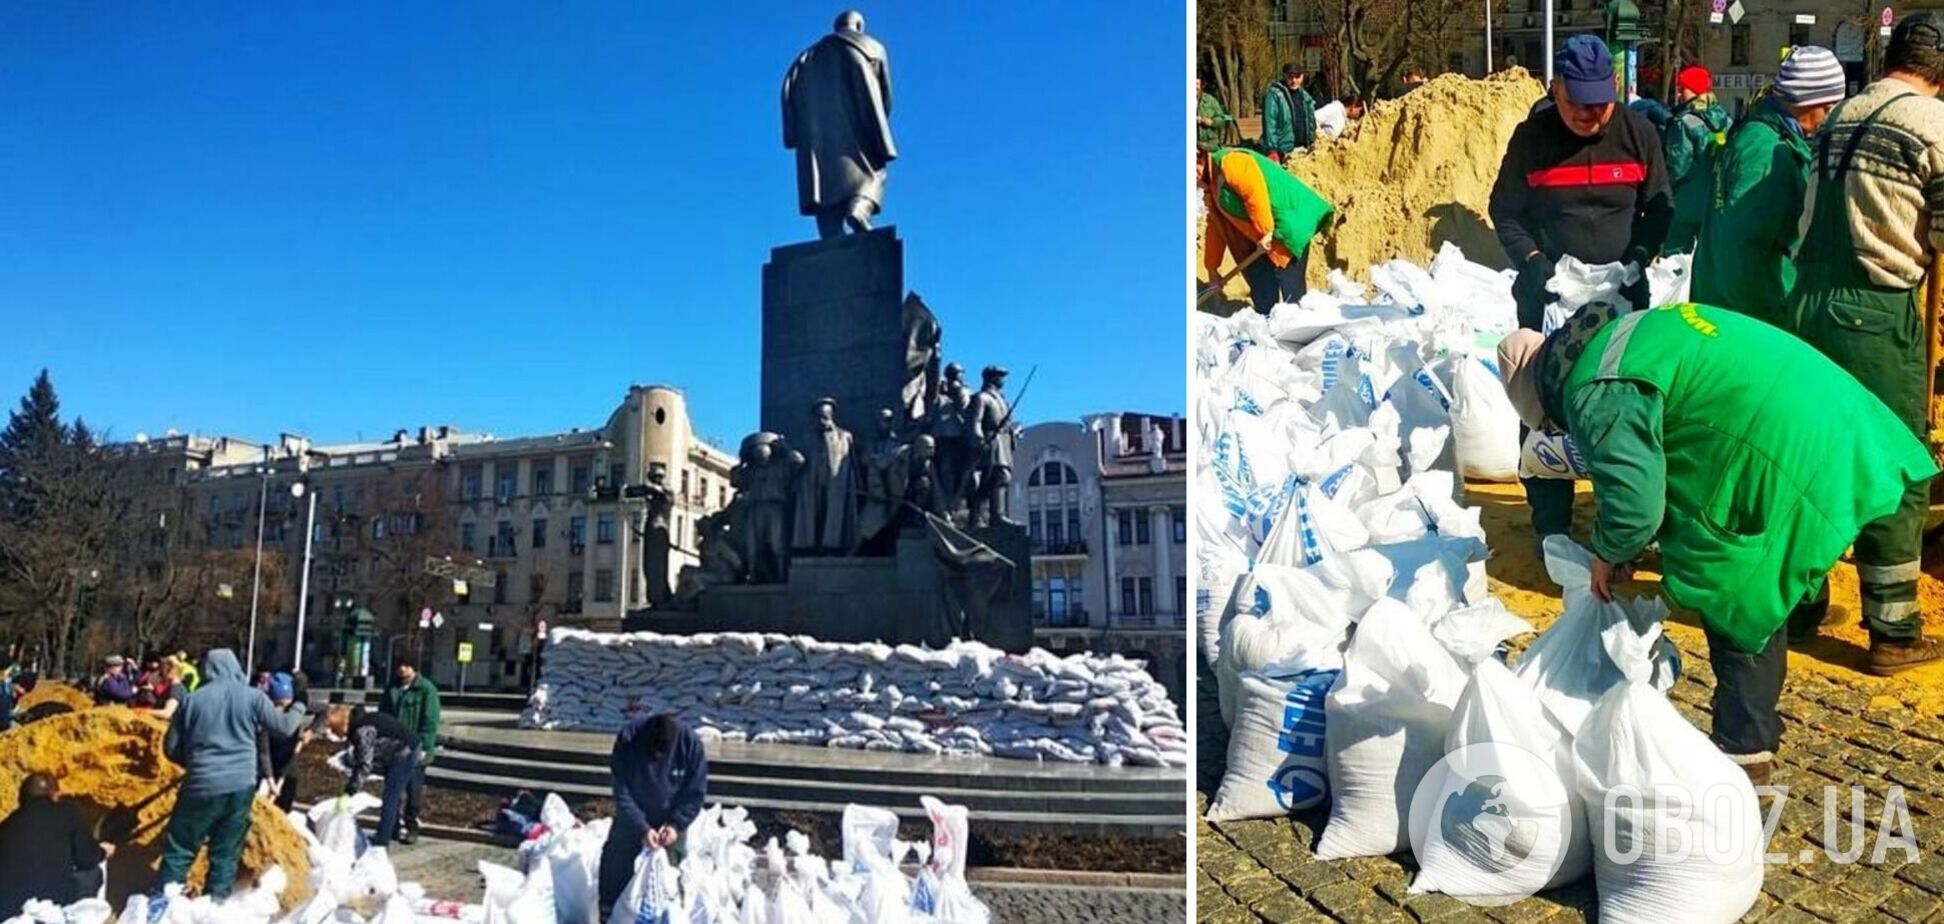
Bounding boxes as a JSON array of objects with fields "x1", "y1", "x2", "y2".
[{"x1": 1196, "y1": 243, "x2": 1270, "y2": 308}]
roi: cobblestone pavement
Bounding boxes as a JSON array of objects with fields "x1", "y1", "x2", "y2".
[
  {"x1": 392, "y1": 838, "x2": 1187, "y2": 924},
  {"x1": 1197, "y1": 634, "x2": 1944, "y2": 923}
]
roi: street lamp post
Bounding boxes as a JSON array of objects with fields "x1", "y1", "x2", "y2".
[
  {"x1": 1485, "y1": 0, "x2": 1493, "y2": 77},
  {"x1": 246, "y1": 456, "x2": 270, "y2": 672},
  {"x1": 1545, "y1": 0, "x2": 1556, "y2": 83},
  {"x1": 292, "y1": 481, "x2": 318, "y2": 675}
]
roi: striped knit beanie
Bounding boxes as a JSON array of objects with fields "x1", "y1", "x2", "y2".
[{"x1": 1775, "y1": 46, "x2": 1847, "y2": 107}]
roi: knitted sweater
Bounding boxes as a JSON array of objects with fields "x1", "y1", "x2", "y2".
[{"x1": 1799, "y1": 76, "x2": 1944, "y2": 289}]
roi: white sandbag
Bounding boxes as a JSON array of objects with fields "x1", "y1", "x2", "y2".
[
  {"x1": 916, "y1": 797, "x2": 989, "y2": 924},
  {"x1": 1648, "y1": 253, "x2": 1692, "y2": 308},
  {"x1": 1205, "y1": 668, "x2": 1338, "y2": 822},
  {"x1": 1314, "y1": 100, "x2": 1347, "y2": 138},
  {"x1": 1408, "y1": 658, "x2": 1591, "y2": 901},
  {"x1": 1315, "y1": 599, "x2": 1469, "y2": 860},
  {"x1": 605, "y1": 849, "x2": 677, "y2": 924},
  {"x1": 1430, "y1": 600, "x2": 1531, "y2": 668},
  {"x1": 1572, "y1": 616, "x2": 1763, "y2": 923},
  {"x1": 1449, "y1": 356, "x2": 1521, "y2": 482},
  {"x1": 1513, "y1": 536, "x2": 1680, "y2": 738},
  {"x1": 1517, "y1": 430, "x2": 1588, "y2": 480}
]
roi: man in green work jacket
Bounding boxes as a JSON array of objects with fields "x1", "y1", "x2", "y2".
[
  {"x1": 1691, "y1": 46, "x2": 1848, "y2": 322},
  {"x1": 1661, "y1": 65, "x2": 1732, "y2": 254},
  {"x1": 1259, "y1": 64, "x2": 1316, "y2": 163},
  {"x1": 378, "y1": 657, "x2": 441, "y2": 844},
  {"x1": 1785, "y1": 14, "x2": 1944, "y2": 674},
  {"x1": 1197, "y1": 76, "x2": 1236, "y2": 152},
  {"x1": 1497, "y1": 303, "x2": 1937, "y2": 784}
]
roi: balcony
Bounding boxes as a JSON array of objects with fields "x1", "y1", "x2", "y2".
[
  {"x1": 485, "y1": 539, "x2": 519, "y2": 560},
  {"x1": 1106, "y1": 610, "x2": 1188, "y2": 632},
  {"x1": 1030, "y1": 538, "x2": 1089, "y2": 558},
  {"x1": 1031, "y1": 606, "x2": 1091, "y2": 629}
]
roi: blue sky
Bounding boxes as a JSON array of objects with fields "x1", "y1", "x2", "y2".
[{"x1": 0, "y1": 2, "x2": 1187, "y2": 450}]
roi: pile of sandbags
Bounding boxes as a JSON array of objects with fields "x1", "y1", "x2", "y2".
[
  {"x1": 522, "y1": 630, "x2": 1186, "y2": 767},
  {"x1": 1197, "y1": 247, "x2": 1762, "y2": 920}
]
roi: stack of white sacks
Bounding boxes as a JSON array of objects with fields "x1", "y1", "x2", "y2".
[
  {"x1": 7, "y1": 793, "x2": 990, "y2": 924},
  {"x1": 523, "y1": 630, "x2": 1186, "y2": 767},
  {"x1": 1198, "y1": 247, "x2": 1765, "y2": 922}
]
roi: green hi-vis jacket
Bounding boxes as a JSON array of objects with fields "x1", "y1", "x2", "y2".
[
  {"x1": 1561, "y1": 304, "x2": 1937, "y2": 652},
  {"x1": 1691, "y1": 100, "x2": 1813, "y2": 322},
  {"x1": 1663, "y1": 98, "x2": 1733, "y2": 254}
]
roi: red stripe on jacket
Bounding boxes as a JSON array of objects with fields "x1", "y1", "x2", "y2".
[{"x1": 1525, "y1": 161, "x2": 1648, "y2": 188}]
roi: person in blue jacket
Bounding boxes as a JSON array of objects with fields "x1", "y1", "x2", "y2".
[{"x1": 597, "y1": 714, "x2": 709, "y2": 913}]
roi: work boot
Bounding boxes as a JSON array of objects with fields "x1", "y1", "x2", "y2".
[
  {"x1": 394, "y1": 821, "x2": 419, "y2": 846},
  {"x1": 1868, "y1": 636, "x2": 1944, "y2": 676}
]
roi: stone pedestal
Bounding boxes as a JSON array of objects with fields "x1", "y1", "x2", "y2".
[{"x1": 761, "y1": 227, "x2": 907, "y2": 451}]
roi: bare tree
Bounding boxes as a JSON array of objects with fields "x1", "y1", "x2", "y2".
[
  {"x1": 1200, "y1": 0, "x2": 1276, "y2": 119},
  {"x1": 1319, "y1": 0, "x2": 1476, "y2": 100}
]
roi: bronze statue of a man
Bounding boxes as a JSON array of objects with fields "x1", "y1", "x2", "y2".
[
  {"x1": 782, "y1": 11, "x2": 897, "y2": 239},
  {"x1": 966, "y1": 365, "x2": 1019, "y2": 528},
  {"x1": 792, "y1": 398, "x2": 858, "y2": 554}
]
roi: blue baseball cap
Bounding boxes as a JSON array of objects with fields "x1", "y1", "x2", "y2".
[
  {"x1": 269, "y1": 672, "x2": 295, "y2": 702},
  {"x1": 1555, "y1": 34, "x2": 1617, "y2": 105}
]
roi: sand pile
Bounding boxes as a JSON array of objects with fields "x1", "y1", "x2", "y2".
[
  {"x1": 18, "y1": 681, "x2": 97, "y2": 714},
  {"x1": 0, "y1": 709, "x2": 310, "y2": 910},
  {"x1": 1288, "y1": 68, "x2": 1545, "y2": 285}
]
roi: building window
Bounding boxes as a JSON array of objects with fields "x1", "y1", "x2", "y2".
[
  {"x1": 532, "y1": 518, "x2": 548, "y2": 549},
  {"x1": 528, "y1": 572, "x2": 546, "y2": 603},
  {"x1": 532, "y1": 467, "x2": 553, "y2": 496},
  {"x1": 372, "y1": 518, "x2": 388, "y2": 541},
  {"x1": 1048, "y1": 577, "x2": 1069, "y2": 623},
  {"x1": 332, "y1": 485, "x2": 345, "y2": 511},
  {"x1": 569, "y1": 515, "x2": 587, "y2": 548},
  {"x1": 1120, "y1": 576, "x2": 1136, "y2": 615},
  {"x1": 609, "y1": 463, "x2": 625, "y2": 489},
  {"x1": 497, "y1": 471, "x2": 517, "y2": 502},
  {"x1": 682, "y1": 469, "x2": 692, "y2": 497},
  {"x1": 567, "y1": 571, "x2": 585, "y2": 605},
  {"x1": 1176, "y1": 576, "x2": 1187, "y2": 615},
  {"x1": 461, "y1": 522, "x2": 476, "y2": 552},
  {"x1": 313, "y1": 522, "x2": 328, "y2": 543},
  {"x1": 1029, "y1": 510, "x2": 1044, "y2": 545},
  {"x1": 1067, "y1": 509, "x2": 1082, "y2": 545},
  {"x1": 1789, "y1": 20, "x2": 1811, "y2": 49},
  {"x1": 1135, "y1": 512, "x2": 1151, "y2": 545},
  {"x1": 1171, "y1": 505, "x2": 1187, "y2": 544},
  {"x1": 719, "y1": 485, "x2": 728, "y2": 508},
  {"x1": 461, "y1": 467, "x2": 482, "y2": 500},
  {"x1": 1139, "y1": 577, "x2": 1154, "y2": 615},
  {"x1": 1117, "y1": 509, "x2": 1133, "y2": 545},
  {"x1": 494, "y1": 520, "x2": 516, "y2": 556},
  {"x1": 1731, "y1": 24, "x2": 1751, "y2": 66},
  {"x1": 494, "y1": 571, "x2": 508, "y2": 605},
  {"x1": 571, "y1": 464, "x2": 591, "y2": 496},
  {"x1": 594, "y1": 569, "x2": 614, "y2": 602},
  {"x1": 597, "y1": 513, "x2": 616, "y2": 544}
]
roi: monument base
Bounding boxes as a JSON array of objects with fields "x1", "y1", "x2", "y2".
[{"x1": 629, "y1": 522, "x2": 1032, "y2": 652}]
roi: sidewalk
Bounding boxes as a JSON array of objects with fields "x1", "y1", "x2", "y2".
[{"x1": 1197, "y1": 482, "x2": 1944, "y2": 923}]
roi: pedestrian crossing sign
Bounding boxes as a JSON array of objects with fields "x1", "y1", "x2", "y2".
[{"x1": 457, "y1": 642, "x2": 474, "y2": 664}]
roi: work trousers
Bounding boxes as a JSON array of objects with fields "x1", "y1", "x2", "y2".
[
  {"x1": 1517, "y1": 424, "x2": 1575, "y2": 537},
  {"x1": 1794, "y1": 281, "x2": 1930, "y2": 642},
  {"x1": 372, "y1": 746, "x2": 421, "y2": 847},
  {"x1": 1241, "y1": 249, "x2": 1310, "y2": 316},
  {"x1": 155, "y1": 788, "x2": 255, "y2": 899},
  {"x1": 1706, "y1": 622, "x2": 1789, "y2": 760}
]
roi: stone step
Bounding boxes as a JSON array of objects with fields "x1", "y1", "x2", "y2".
[
  {"x1": 436, "y1": 728, "x2": 1182, "y2": 795},
  {"x1": 424, "y1": 764, "x2": 1184, "y2": 839},
  {"x1": 433, "y1": 748, "x2": 1184, "y2": 817}
]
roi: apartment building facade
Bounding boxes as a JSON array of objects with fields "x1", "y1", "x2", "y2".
[{"x1": 106, "y1": 384, "x2": 735, "y2": 691}]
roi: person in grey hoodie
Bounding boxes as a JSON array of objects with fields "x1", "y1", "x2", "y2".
[{"x1": 155, "y1": 649, "x2": 307, "y2": 899}]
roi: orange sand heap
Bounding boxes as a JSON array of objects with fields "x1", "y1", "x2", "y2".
[
  {"x1": 17, "y1": 681, "x2": 98, "y2": 715},
  {"x1": 0, "y1": 709, "x2": 311, "y2": 910}
]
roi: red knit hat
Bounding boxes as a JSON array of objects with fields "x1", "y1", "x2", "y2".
[{"x1": 1677, "y1": 65, "x2": 1712, "y2": 96}]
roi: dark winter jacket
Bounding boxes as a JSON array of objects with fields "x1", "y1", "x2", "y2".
[
  {"x1": 163, "y1": 650, "x2": 306, "y2": 797},
  {"x1": 94, "y1": 672, "x2": 136, "y2": 706},
  {"x1": 1489, "y1": 101, "x2": 1674, "y2": 267},
  {"x1": 0, "y1": 797, "x2": 106, "y2": 913},
  {"x1": 346, "y1": 709, "x2": 418, "y2": 792},
  {"x1": 608, "y1": 718, "x2": 709, "y2": 837}
]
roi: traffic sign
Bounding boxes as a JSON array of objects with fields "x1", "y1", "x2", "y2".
[
  {"x1": 1729, "y1": 0, "x2": 1746, "y2": 24},
  {"x1": 217, "y1": 583, "x2": 234, "y2": 600},
  {"x1": 457, "y1": 642, "x2": 474, "y2": 664},
  {"x1": 1712, "y1": 0, "x2": 1726, "y2": 12},
  {"x1": 1885, "y1": 6, "x2": 1896, "y2": 27},
  {"x1": 432, "y1": 612, "x2": 445, "y2": 629},
  {"x1": 537, "y1": 619, "x2": 549, "y2": 639}
]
